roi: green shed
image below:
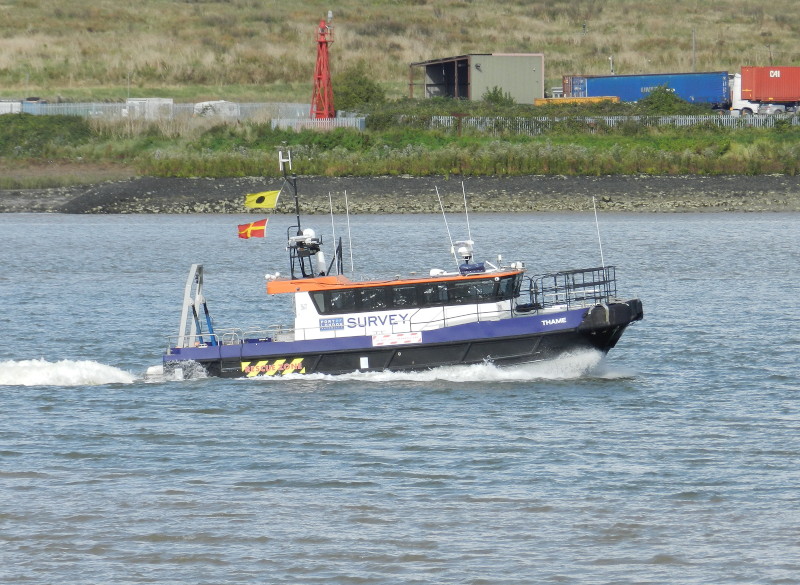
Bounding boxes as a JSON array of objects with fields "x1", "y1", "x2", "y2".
[{"x1": 409, "y1": 53, "x2": 545, "y2": 104}]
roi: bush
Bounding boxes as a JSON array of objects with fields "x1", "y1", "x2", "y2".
[
  {"x1": 635, "y1": 86, "x2": 710, "y2": 115},
  {"x1": 332, "y1": 62, "x2": 387, "y2": 112},
  {"x1": 0, "y1": 113, "x2": 91, "y2": 156},
  {"x1": 482, "y1": 86, "x2": 516, "y2": 107}
]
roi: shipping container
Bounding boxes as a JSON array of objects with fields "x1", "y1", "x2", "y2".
[
  {"x1": 562, "y1": 71, "x2": 730, "y2": 106},
  {"x1": 740, "y1": 66, "x2": 800, "y2": 102}
]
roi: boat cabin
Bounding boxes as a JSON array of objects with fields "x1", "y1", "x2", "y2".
[{"x1": 267, "y1": 268, "x2": 524, "y2": 341}]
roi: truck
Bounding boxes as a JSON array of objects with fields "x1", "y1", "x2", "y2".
[
  {"x1": 562, "y1": 71, "x2": 730, "y2": 108},
  {"x1": 730, "y1": 66, "x2": 800, "y2": 115},
  {"x1": 562, "y1": 68, "x2": 800, "y2": 115}
]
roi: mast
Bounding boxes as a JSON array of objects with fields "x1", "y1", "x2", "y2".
[
  {"x1": 279, "y1": 150, "x2": 344, "y2": 279},
  {"x1": 280, "y1": 150, "x2": 301, "y2": 236}
]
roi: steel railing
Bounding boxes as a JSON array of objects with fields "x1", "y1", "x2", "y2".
[{"x1": 525, "y1": 266, "x2": 618, "y2": 311}]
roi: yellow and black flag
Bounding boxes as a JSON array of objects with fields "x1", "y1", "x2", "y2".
[{"x1": 244, "y1": 189, "x2": 280, "y2": 209}]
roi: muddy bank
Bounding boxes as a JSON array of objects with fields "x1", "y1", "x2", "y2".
[{"x1": 2, "y1": 174, "x2": 800, "y2": 213}]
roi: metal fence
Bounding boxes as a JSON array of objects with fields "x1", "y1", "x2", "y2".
[
  {"x1": 10, "y1": 100, "x2": 368, "y2": 130},
  {"x1": 6, "y1": 101, "x2": 797, "y2": 135},
  {"x1": 15, "y1": 101, "x2": 312, "y2": 120},
  {"x1": 270, "y1": 117, "x2": 366, "y2": 131}
]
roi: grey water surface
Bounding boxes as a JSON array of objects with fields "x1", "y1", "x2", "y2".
[{"x1": 1, "y1": 212, "x2": 798, "y2": 584}]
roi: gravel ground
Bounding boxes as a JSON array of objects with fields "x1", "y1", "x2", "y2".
[{"x1": 2, "y1": 174, "x2": 800, "y2": 213}]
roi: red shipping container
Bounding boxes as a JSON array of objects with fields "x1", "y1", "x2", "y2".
[{"x1": 741, "y1": 66, "x2": 800, "y2": 102}]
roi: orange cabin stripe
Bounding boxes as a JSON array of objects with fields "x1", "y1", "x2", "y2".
[{"x1": 266, "y1": 269, "x2": 523, "y2": 294}]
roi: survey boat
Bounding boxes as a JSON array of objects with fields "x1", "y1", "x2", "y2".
[{"x1": 161, "y1": 155, "x2": 643, "y2": 379}]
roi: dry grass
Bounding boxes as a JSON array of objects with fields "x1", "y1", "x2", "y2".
[{"x1": 1, "y1": 0, "x2": 799, "y2": 101}]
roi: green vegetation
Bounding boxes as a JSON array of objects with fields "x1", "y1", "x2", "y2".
[
  {"x1": 482, "y1": 87, "x2": 517, "y2": 108},
  {"x1": 2, "y1": 1, "x2": 798, "y2": 188},
  {"x1": 3, "y1": 101, "x2": 800, "y2": 187},
  {"x1": 0, "y1": 114, "x2": 91, "y2": 156},
  {"x1": 332, "y1": 63, "x2": 387, "y2": 112}
]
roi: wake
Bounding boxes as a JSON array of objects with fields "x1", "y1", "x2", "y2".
[
  {"x1": 256, "y1": 349, "x2": 635, "y2": 383},
  {"x1": 0, "y1": 358, "x2": 136, "y2": 387}
]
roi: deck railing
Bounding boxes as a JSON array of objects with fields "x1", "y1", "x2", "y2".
[{"x1": 527, "y1": 266, "x2": 618, "y2": 310}]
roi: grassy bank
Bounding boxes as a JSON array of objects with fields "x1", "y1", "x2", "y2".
[
  {"x1": 2, "y1": 103, "x2": 800, "y2": 189},
  {"x1": 2, "y1": 1, "x2": 799, "y2": 103}
]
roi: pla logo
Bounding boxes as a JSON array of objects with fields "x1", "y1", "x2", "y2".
[
  {"x1": 241, "y1": 358, "x2": 305, "y2": 377},
  {"x1": 770, "y1": 70, "x2": 781, "y2": 78},
  {"x1": 319, "y1": 317, "x2": 344, "y2": 331}
]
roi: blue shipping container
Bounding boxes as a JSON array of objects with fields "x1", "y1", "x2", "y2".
[{"x1": 567, "y1": 72, "x2": 730, "y2": 105}]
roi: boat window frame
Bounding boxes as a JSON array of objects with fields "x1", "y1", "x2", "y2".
[{"x1": 308, "y1": 273, "x2": 522, "y2": 316}]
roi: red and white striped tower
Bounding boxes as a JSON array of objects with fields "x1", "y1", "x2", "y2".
[{"x1": 310, "y1": 12, "x2": 335, "y2": 119}]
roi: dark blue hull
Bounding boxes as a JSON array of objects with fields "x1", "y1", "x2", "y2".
[{"x1": 164, "y1": 300, "x2": 643, "y2": 378}]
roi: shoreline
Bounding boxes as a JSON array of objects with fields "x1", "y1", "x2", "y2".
[{"x1": 2, "y1": 174, "x2": 800, "y2": 213}]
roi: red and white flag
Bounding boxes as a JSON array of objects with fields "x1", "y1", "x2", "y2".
[{"x1": 238, "y1": 218, "x2": 268, "y2": 239}]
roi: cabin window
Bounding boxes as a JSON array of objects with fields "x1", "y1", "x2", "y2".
[
  {"x1": 448, "y1": 281, "x2": 475, "y2": 304},
  {"x1": 310, "y1": 291, "x2": 327, "y2": 314},
  {"x1": 420, "y1": 282, "x2": 449, "y2": 306},
  {"x1": 361, "y1": 287, "x2": 388, "y2": 311},
  {"x1": 498, "y1": 274, "x2": 520, "y2": 300},
  {"x1": 330, "y1": 289, "x2": 357, "y2": 312},
  {"x1": 475, "y1": 279, "x2": 498, "y2": 301},
  {"x1": 311, "y1": 273, "x2": 521, "y2": 315},
  {"x1": 391, "y1": 285, "x2": 417, "y2": 308}
]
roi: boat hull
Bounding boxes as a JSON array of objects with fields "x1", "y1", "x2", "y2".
[{"x1": 163, "y1": 299, "x2": 642, "y2": 379}]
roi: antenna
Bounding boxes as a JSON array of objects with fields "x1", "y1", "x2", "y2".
[
  {"x1": 279, "y1": 150, "x2": 301, "y2": 236},
  {"x1": 461, "y1": 181, "x2": 473, "y2": 242},
  {"x1": 328, "y1": 191, "x2": 336, "y2": 250},
  {"x1": 279, "y1": 150, "x2": 292, "y2": 172},
  {"x1": 345, "y1": 190, "x2": 355, "y2": 274},
  {"x1": 592, "y1": 196, "x2": 606, "y2": 269},
  {"x1": 435, "y1": 186, "x2": 458, "y2": 268}
]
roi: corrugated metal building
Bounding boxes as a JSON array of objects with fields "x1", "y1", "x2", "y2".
[{"x1": 409, "y1": 53, "x2": 545, "y2": 104}]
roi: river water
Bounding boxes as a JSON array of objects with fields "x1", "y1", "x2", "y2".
[{"x1": 1, "y1": 211, "x2": 798, "y2": 584}]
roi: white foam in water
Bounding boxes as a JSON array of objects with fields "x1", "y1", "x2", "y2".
[
  {"x1": 143, "y1": 361, "x2": 208, "y2": 383},
  {"x1": 0, "y1": 359, "x2": 136, "y2": 387},
  {"x1": 257, "y1": 349, "x2": 633, "y2": 383}
]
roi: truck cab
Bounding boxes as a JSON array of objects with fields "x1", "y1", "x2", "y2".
[{"x1": 729, "y1": 73, "x2": 760, "y2": 115}]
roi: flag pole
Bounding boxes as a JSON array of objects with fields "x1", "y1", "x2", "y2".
[
  {"x1": 345, "y1": 190, "x2": 354, "y2": 274},
  {"x1": 280, "y1": 150, "x2": 301, "y2": 235}
]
